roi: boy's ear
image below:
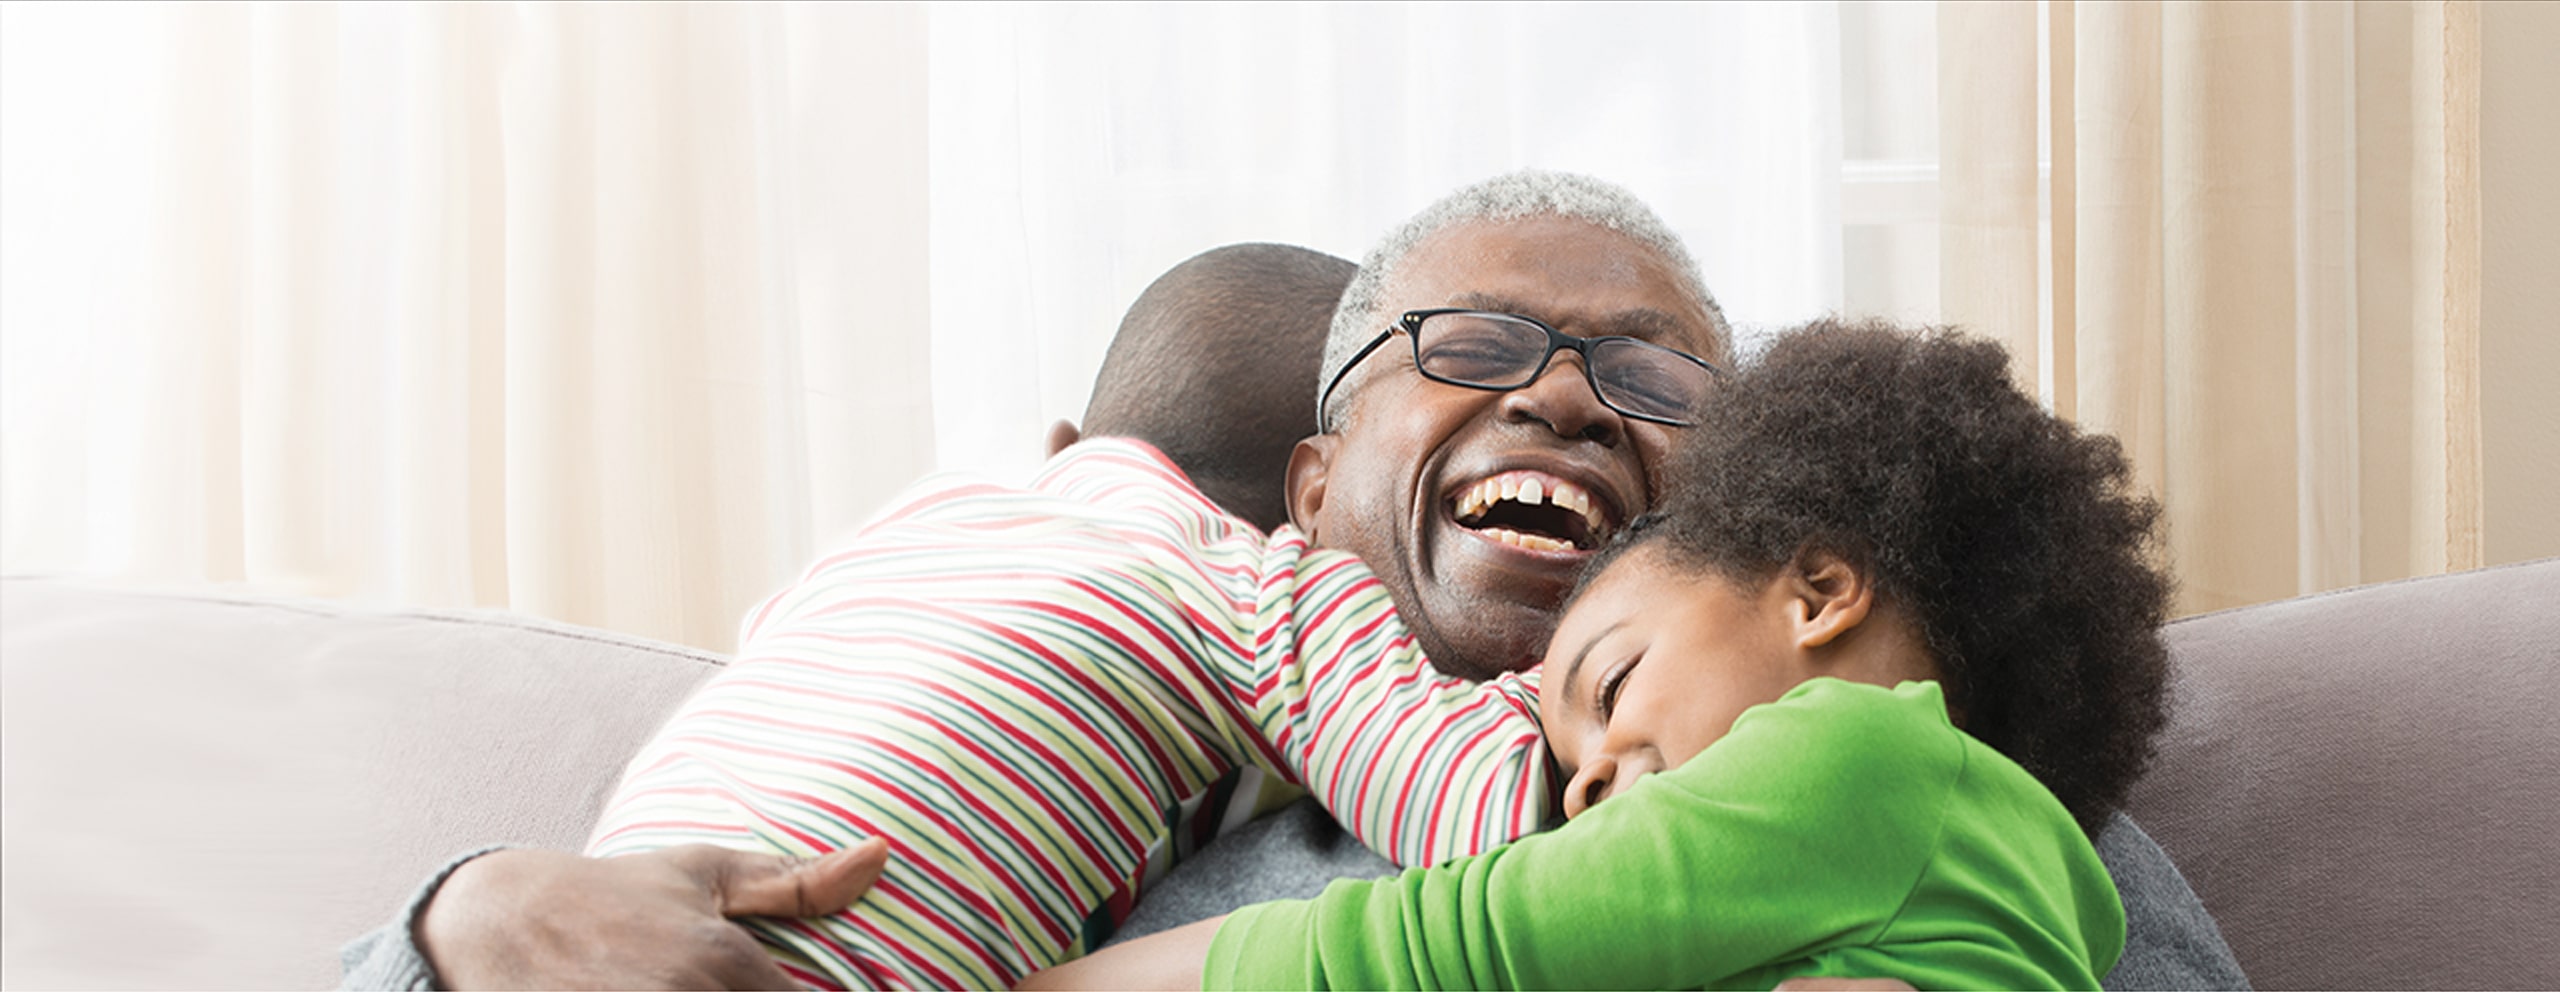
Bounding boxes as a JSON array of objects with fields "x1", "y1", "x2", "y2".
[
  {"x1": 1284, "y1": 434, "x2": 1339, "y2": 539},
  {"x1": 1783, "y1": 548, "x2": 1875, "y2": 650},
  {"x1": 1044, "y1": 419, "x2": 1082, "y2": 458}
]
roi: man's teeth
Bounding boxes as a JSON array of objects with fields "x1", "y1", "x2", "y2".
[
  {"x1": 1482, "y1": 527, "x2": 1576, "y2": 553},
  {"x1": 1452, "y1": 477, "x2": 1608, "y2": 535}
]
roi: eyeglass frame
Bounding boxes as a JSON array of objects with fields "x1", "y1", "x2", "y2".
[{"x1": 1316, "y1": 308, "x2": 1724, "y2": 429}]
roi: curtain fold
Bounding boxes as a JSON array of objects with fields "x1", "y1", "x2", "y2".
[
  {"x1": 1946, "y1": 0, "x2": 2486, "y2": 616},
  {"x1": 0, "y1": 2, "x2": 935, "y2": 651},
  {"x1": 924, "y1": 2, "x2": 1852, "y2": 483},
  {"x1": 1938, "y1": 1, "x2": 2043, "y2": 395}
]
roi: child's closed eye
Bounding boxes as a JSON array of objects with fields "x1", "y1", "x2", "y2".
[{"x1": 1599, "y1": 655, "x2": 1639, "y2": 720}]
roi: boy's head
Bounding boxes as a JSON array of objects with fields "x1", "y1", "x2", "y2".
[
  {"x1": 1070, "y1": 243, "x2": 1357, "y2": 531},
  {"x1": 1539, "y1": 319, "x2": 2171, "y2": 834}
]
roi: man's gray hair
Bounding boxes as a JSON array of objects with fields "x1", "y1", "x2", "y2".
[{"x1": 1318, "y1": 170, "x2": 1730, "y2": 431}]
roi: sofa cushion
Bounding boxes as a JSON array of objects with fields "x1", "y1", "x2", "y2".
[
  {"x1": 2125, "y1": 556, "x2": 2560, "y2": 990},
  {"x1": 0, "y1": 578, "x2": 725, "y2": 990}
]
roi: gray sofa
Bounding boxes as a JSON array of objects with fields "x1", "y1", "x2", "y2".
[{"x1": 3, "y1": 560, "x2": 2555, "y2": 990}]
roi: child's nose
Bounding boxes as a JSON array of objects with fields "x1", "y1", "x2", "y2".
[{"x1": 1562, "y1": 754, "x2": 1617, "y2": 820}]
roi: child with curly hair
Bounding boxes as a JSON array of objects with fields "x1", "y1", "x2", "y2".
[{"x1": 1027, "y1": 318, "x2": 2173, "y2": 990}]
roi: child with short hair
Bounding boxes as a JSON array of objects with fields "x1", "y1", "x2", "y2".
[
  {"x1": 1028, "y1": 319, "x2": 2171, "y2": 990},
  {"x1": 583, "y1": 245, "x2": 1561, "y2": 989}
]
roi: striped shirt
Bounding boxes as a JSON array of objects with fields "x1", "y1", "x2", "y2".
[{"x1": 587, "y1": 439, "x2": 1549, "y2": 990}]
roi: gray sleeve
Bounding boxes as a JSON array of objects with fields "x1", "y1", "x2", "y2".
[
  {"x1": 1105, "y1": 797, "x2": 1394, "y2": 946},
  {"x1": 2097, "y1": 813, "x2": 2250, "y2": 991},
  {"x1": 338, "y1": 846, "x2": 507, "y2": 991}
]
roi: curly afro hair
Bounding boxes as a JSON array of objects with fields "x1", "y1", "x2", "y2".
[{"x1": 1624, "y1": 318, "x2": 2171, "y2": 834}]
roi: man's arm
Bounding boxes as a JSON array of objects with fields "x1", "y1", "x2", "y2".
[
  {"x1": 342, "y1": 842, "x2": 886, "y2": 991},
  {"x1": 2095, "y1": 814, "x2": 2251, "y2": 990},
  {"x1": 1105, "y1": 794, "x2": 1398, "y2": 946}
]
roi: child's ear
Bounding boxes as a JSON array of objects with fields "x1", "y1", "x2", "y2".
[
  {"x1": 1784, "y1": 548, "x2": 1875, "y2": 650},
  {"x1": 1285, "y1": 435, "x2": 1339, "y2": 539}
]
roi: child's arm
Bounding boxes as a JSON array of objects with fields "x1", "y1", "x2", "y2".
[
  {"x1": 1013, "y1": 917, "x2": 1223, "y2": 992},
  {"x1": 1040, "y1": 681, "x2": 2118, "y2": 991},
  {"x1": 1048, "y1": 441, "x2": 1550, "y2": 867},
  {"x1": 1216, "y1": 537, "x2": 1553, "y2": 867}
]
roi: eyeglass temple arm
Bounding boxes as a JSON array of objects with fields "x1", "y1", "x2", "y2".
[{"x1": 1316, "y1": 328, "x2": 1402, "y2": 431}]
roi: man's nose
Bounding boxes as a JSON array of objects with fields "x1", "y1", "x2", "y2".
[{"x1": 1498, "y1": 353, "x2": 1622, "y2": 445}]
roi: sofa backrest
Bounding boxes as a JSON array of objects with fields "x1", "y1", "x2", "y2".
[
  {"x1": 7, "y1": 560, "x2": 2557, "y2": 989},
  {"x1": 0, "y1": 579, "x2": 725, "y2": 990},
  {"x1": 2125, "y1": 556, "x2": 2560, "y2": 990}
]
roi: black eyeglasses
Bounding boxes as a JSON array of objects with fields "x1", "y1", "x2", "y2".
[{"x1": 1318, "y1": 309, "x2": 1722, "y2": 428}]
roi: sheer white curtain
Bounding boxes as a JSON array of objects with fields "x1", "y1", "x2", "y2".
[
  {"x1": 927, "y1": 1, "x2": 1847, "y2": 481},
  {"x1": 0, "y1": 3, "x2": 932, "y2": 649},
  {"x1": 3, "y1": 2, "x2": 1860, "y2": 649}
]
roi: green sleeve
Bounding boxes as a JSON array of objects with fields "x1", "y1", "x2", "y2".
[{"x1": 1204, "y1": 679, "x2": 1972, "y2": 991}]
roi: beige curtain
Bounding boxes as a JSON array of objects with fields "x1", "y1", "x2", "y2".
[
  {"x1": 1940, "y1": 0, "x2": 2485, "y2": 615},
  {"x1": 0, "y1": 3, "x2": 933, "y2": 651}
]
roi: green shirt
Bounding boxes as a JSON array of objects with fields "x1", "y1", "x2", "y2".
[{"x1": 1205, "y1": 679, "x2": 2124, "y2": 990}]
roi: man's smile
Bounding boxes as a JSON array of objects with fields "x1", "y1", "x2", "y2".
[{"x1": 1446, "y1": 468, "x2": 1622, "y2": 553}]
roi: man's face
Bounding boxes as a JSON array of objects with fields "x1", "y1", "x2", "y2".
[{"x1": 1290, "y1": 216, "x2": 1722, "y2": 681}]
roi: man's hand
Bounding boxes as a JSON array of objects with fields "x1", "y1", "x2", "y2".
[{"x1": 415, "y1": 840, "x2": 888, "y2": 990}]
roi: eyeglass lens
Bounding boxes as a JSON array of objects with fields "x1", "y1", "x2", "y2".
[{"x1": 1413, "y1": 312, "x2": 1708, "y2": 422}]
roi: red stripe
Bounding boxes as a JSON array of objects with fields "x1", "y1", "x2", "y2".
[
  {"x1": 771, "y1": 901, "x2": 977, "y2": 990},
  {"x1": 774, "y1": 958, "x2": 839, "y2": 991},
  {"x1": 853, "y1": 481, "x2": 1012, "y2": 536},
  {"x1": 740, "y1": 588, "x2": 793, "y2": 647},
  {"x1": 1303, "y1": 617, "x2": 1421, "y2": 776},
  {"x1": 684, "y1": 743, "x2": 1064, "y2": 950},
  {"x1": 731, "y1": 668, "x2": 1142, "y2": 860},
  {"x1": 1015, "y1": 585, "x2": 1287, "y2": 776},
  {"x1": 754, "y1": 620, "x2": 1164, "y2": 816},
  {"x1": 1322, "y1": 659, "x2": 1430, "y2": 822},
  {"x1": 657, "y1": 734, "x2": 1051, "y2": 947},
  {"x1": 737, "y1": 659, "x2": 1152, "y2": 853},
  {"x1": 1407, "y1": 709, "x2": 1510, "y2": 859},
  {"x1": 902, "y1": 598, "x2": 1196, "y2": 790},
  {"x1": 815, "y1": 879, "x2": 1001, "y2": 989},
  {"x1": 1370, "y1": 685, "x2": 1480, "y2": 862},
  {"x1": 1507, "y1": 732, "x2": 1542, "y2": 838},
  {"x1": 675, "y1": 703, "x2": 1092, "y2": 903}
]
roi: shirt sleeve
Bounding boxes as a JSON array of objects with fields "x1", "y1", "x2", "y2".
[
  {"x1": 338, "y1": 846, "x2": 509, "y2": 991},
  {"x1": 1036, "y1": 439, "x2": 1553, "y2": 870},
  {"x1": 1225, "y1": 533, "x2": 1552, "y2": 870},
  {"x1": 1203, "y1": 680, "x2": 1966, "y2": 991}
]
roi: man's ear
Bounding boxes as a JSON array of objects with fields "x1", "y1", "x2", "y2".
[
  {"x1": 1044, "y1": 419, "x2": 1081, "y2": 458},
  {"x1": 1783, "y1": 548, "x2": 1875, "y2": 650},
  {"x1": 1285, "y1": 434, "x2": 1339, "y2": 540}
]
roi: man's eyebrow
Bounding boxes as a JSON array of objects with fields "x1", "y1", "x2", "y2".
[
  {"x1": 1447, "y1": 294, "x2": 1698, "y2": 346},
  {"x1": 1561, "y1": 619, "x2": 1624, "y2": 712}
]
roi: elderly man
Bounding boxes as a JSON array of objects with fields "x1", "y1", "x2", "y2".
[{"x1": 357, "y1": 172, "x2": 2243, "y2": 990}]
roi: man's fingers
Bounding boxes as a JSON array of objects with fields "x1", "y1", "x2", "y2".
[
  {"x1": 686, "y1": 919, "x2": 807, "y2": 991},
  {"x1": 693, "y1": 838, "x2": 891, "y2": 918}
]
